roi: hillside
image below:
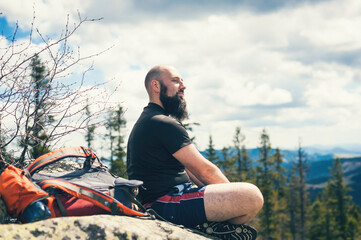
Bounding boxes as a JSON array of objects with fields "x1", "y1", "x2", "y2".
[{"x1": 306, "y1": 157, "x2": 361, "y2": 206}]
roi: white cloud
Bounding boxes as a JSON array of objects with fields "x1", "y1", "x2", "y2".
[
  {"x1": 305, "y1": 63, "x2": 361, "y2": 108},
  {"x1": 306, "y1": 82, "x2": 357, "y2": 108},
  {"x1": 295, "y1": 0, "x2": 361, "y2": 51},
  {"x1": 1, "y1": 0, "x2": 361, "y2": 152},
  {"x1": 223, "y1": 82, "x2": 293, "y2": 106}
]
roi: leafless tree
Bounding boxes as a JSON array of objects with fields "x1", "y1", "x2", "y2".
[{"x1": 0, "y1": 11, "x2": 116, "y2": 167}]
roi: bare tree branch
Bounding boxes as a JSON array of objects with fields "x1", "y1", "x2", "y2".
[{"x1": 0, "y1": 11, "x2": 115, "y2": 166}]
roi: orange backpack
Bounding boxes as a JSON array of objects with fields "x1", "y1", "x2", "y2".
[
  {"x1": 0, "y1": 165, "x2": 49, "y2": 221},
  {"x1": 0, "y1": 146, "x2": 148, "y2": 223}
]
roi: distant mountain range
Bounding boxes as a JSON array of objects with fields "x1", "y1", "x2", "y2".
[{"x1": 201, "y1": 144, "x2": 361, "y2": 163}]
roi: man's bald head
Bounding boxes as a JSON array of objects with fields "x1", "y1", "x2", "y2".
[{"x1": 144, "y1": 65, "x2": 178, "y2": 95}]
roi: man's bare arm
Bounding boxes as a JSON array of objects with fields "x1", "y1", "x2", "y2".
[
  {"x1": 173, "y1": 144, "x2": 229, "y2": 185},
  {"x1": 185, "y1": 168, "x2": 205, "y2": 187}
]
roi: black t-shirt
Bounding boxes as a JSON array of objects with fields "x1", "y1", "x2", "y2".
[{"x1": 127, "y1": 103, "x2": 192, "y2": 204}]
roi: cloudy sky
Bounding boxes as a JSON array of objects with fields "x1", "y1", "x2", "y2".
[{"x1": 1, "y1": 0, "x2": 361, "y2": 151}]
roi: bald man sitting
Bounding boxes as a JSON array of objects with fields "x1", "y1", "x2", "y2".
[{"x1": 127, "y1": 65, "x2": 263, "y2": 240}]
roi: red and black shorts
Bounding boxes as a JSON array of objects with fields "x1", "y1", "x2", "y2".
[{"x1": 144, "y1": 183, "x2": 207, "y2": 227}]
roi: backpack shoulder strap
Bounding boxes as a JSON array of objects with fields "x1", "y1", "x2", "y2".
[
  {"x1": 38, "y1": 179, "x2": 147, "y2": 217},
  {"x1": 27, "y1": 146, "x2": 98, "y2": 176}
]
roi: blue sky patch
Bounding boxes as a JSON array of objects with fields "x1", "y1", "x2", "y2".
[{"x1": 0, "y1": 16, "x2": 30, "y2": 40}]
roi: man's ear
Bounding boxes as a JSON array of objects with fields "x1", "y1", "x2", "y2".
[{"x1": 151, "y1": 80, "x2": 161, "y2": 93}]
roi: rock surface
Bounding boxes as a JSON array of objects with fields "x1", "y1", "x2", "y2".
[{"x1": 0, "y1": 214, "x2": 217, "y2": 240}]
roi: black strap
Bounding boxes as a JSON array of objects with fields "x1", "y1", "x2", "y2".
[
  {"x1": 146, "y1": 208, "x2": 167, "y2": 222},
  {"x1": 110, "y1": 201, "x2": 120, "y2": 215},
  {"x1": 117, "y1": 188, "x2": 166, "y2": 221},
  {"x1": 54, "y1": 194, "x2": 68, "y2": 217},
  {"x1": 118, "y1": 188, "x2": 147, "y2": 212},
  {"x1": 23, "y1": 168, "x2": 32, "y2": 179}
]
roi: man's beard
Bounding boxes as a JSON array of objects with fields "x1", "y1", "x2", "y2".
[{"x1": 160, "y1": 83, "x2": 188, "y2": 122}]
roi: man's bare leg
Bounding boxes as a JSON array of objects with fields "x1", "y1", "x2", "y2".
[{"x1": 203, "y1": 182, "x2": 263, "y2": 225}]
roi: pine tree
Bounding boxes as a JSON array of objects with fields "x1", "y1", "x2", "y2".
[
  {"x1": 288, "y1": 168, "x2": 299, "y2": 240},
  {"x1": 111, "y1": 105, "x2": 127, "y2": 178},
  {"x1": 241, "y1": 145, "x2": 253, "y2": 181},
  {"x1": 324, "y1": 192, "x2": 333, "y2": 240},
  {"x1": 272, "y1": 148, "x2": 289, "y2": 240},
  {"x1": 308, "y1": 157, "x2": 361, "y2": 239},
  {"x1": 84, "y1": 100, "x2": 96, "y2": 149},
  {"x1": 104, "y1": 105, "x2": 127, "y2": 178},
  {"x1": 19, "y1": 55, "x2": 53, "y2": 161},
  {"x1": 348, "y1": 204, "x2": 361, "y2": 239},
  {"x1": 220, "y1": 146, "x2": 237, "y2": 181},
  {"x1": 273, "y1": 148, "x2": 286, "y2": 193},
  {"x1": 326, "y1": 158, "x2": 361, "y2": 239},
  {"x1": 105, "y1": 110, "x2": 116, "y2": 162},
  {"x1": 183, "y1": 122, "x2": 200, "y2": 145},
  {"x1": 327, "y1": 158, "x2": 348, "y2": 239},
  {"x1": 233, "y1": 127, "x2": 245, "y2": 181},
  {"x1": 308, "y1": 192, "x2": 329, "y2": 239},
  {"x1": 296, "y1": 143, "x2": 308, "y2": 240},
  {"x1": 205, "y1": 135, "x2": 219, "y2": 165},
  {"x1": 256, "y1": 128, "x2": 276, "y2": 239},
  {"x1": 230, "y1": 127, "x2": 253, "y2": 182}
]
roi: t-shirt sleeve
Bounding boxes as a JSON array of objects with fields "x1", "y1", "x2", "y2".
[{"x1": 155, "y1": 117, "x2": 192, "y2": 154}]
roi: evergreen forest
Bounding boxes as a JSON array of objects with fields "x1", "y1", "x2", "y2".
[{"x1": 204, "y1": 128, "x2": 361, "y2": 240}]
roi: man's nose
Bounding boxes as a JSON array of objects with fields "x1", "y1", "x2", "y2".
[{"x1": 180, "y1": 82, "x2": 186, "y2": 90}]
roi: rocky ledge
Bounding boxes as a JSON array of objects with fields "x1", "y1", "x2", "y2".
[{"x1": 0, "y1": 213, "x2": 216, "y2": 240}]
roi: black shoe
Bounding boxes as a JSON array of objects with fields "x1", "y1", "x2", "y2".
[{"x1": 195, "y1": 222, "x2": 257, "y2": 240}]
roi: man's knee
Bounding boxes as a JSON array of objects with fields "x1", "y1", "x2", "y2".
[
  {"x1": 228, "y1": 182, "x2": 263, "y2": 212},
  {"x1": 204, "y1": 182, "x2": 263, "y2": 222},
  {"x1": 229, "y1": 182, "x2": 263, "y2": 223},
  {"x1": 244, "y1": 183, "x2": 263, "y2": 213}
]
